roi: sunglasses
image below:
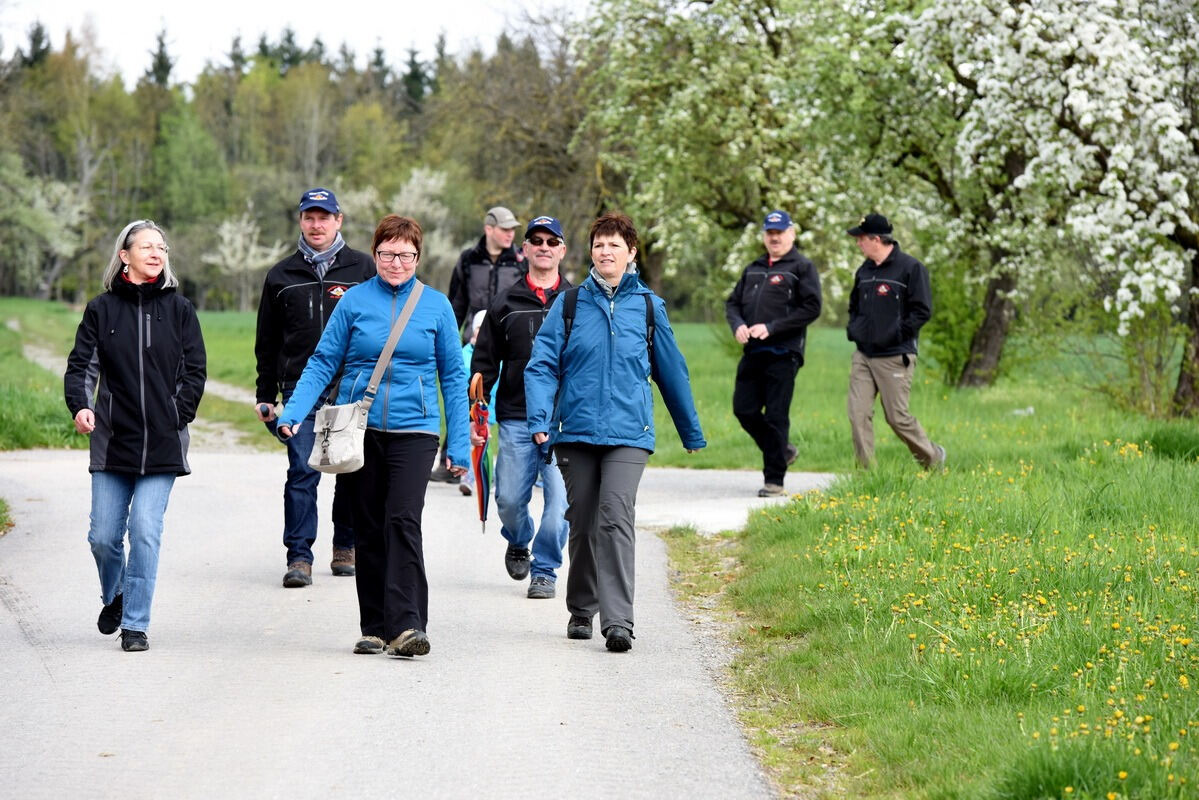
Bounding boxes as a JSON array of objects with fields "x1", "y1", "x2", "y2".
[{"x1": 526, "y1": 236, "x2": 563, "y2": 248}]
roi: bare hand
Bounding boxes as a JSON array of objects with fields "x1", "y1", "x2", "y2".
[
  {"x1": 254, "y1": 402, "x2": 277, "y2": 422},
  {"x1": 74, "y1": 408, "x2": 95, "y2": 435},
  {"x1": 447, "y1": 458, "x2": 467, "y2": 478},
  {"x1": 734, "y1": 324, "x2": 750, "y2": 344},
  {"x1": 747, "y1": 323, "x2": 770, "y2": 340},
  {"x1": 278, "y1": 424, "x2": 294, "y2": 439},
  {"x1": 532, "y1": 432, "x2": 548, "y2": 445},
  {"x1": 470, "y1": 430, "x2": 486, "y2": 447}
]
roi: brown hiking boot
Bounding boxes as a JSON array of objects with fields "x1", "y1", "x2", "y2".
[
  {"x1": 330, "y1": 547, "x2": 355, "y2": 576},
  {"x1": 283, "y1": 561, "x2": 312, "y2": 587}
]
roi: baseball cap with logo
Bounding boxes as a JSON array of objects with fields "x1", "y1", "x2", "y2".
[
  {"x1": 524, "y1": 215, "x2": 564, "y2": 240},
  {"x1": 298, "y1": 188, "x2": 340, "y2": 213},
  {"x1": 762, "y1": 210, "x2": 793, "y2": 231},
  {"x1": 846, "y1": 213, "x2": 893, "y2": 236},
  {"x1": 483, "y1": 206, "x2": 519, "y2": 229}
]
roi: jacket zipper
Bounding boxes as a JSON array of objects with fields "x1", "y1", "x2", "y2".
[{"x1": 137, "y1": 295, "x2": 148, "y2": 473}]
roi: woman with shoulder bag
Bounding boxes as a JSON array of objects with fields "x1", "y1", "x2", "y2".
[
  {"x1": 277, "y1": 214, "x2": 469, "y2": 658},
  {"x1": 64, "y1": 219, "x2": 207, "y2": 653}
]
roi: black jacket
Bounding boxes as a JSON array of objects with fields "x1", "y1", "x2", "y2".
[
  {"x1": 470, "y1": 274, "x2": 572, "y2": 421},
  {"x1": 448, "y1": 236, "x2": 525, "y2": 335},
  {"x1": 64, "y1": 275, "x2": 207, "y2": 476},
  {"x1": 724, "y1": 246, "x2": 822, "y2": 364},
  {"x1": 254, "y1": 246, "x2": 374, "y2": 403},
  {"x1": 846, "y1": 245, "x2": 932, "y2": 357}
]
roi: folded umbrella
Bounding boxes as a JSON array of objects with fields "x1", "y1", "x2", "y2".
[{"x1": 469, "y1": 372, "x2": 492, "y2": 533}]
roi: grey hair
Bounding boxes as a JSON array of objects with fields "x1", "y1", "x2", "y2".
[
  {"x1": 878, "y1": 234, "x2": 897, "y2": 245},
  {"x1": 102, "y1": 219, "x2": 179, "y2": 290}
]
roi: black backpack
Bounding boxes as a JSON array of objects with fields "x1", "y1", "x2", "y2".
[{"x1": 559, "y1": 285, "x2": 655, "y2": 367}]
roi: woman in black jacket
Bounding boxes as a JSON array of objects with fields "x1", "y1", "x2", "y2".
[{"x1": 64, "y1": 220, "x2": 207, "y2": 652}]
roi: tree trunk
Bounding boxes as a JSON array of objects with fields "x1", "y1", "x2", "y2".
[
  {"x1": 958, "y1": 269, "x2": 1017, "y2": 388},
  {"x1": 1172, "y1": 247, "x2": 1199, "y2": 416},
  {"x1": 36, "y1": 254, "x2": 67, "y2": 300}
]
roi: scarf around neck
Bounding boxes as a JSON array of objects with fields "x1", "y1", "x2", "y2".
[{"x1": 298, "y1": 232, "x2": 346, "y2": 279}]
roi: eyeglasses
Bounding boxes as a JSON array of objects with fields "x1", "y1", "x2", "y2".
[
  {"x1": 133, "y1": 243, "x2": 169, "y2": 255},
  {"x1": 526, "y1": 236, "x2": 563, "y2": 248},
  {"x1": 375, "y1": 250, "x2": 418, "y2": 265}
]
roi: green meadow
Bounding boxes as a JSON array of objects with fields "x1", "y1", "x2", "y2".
[{"x1": 2, "y1": 297, "x2": 1196, "y2": 798}]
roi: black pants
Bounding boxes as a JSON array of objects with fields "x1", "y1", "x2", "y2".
[
  {"x1": 351, "y1": 430, "x2": 439, "y2": 640},
  {"x1": 733, "y1": 350, "x2": 800, "y2": 484}
]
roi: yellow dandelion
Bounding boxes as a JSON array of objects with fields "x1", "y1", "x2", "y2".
[{"x1": 1118, "y1": 770, "x2": 1128, "y2": 779}]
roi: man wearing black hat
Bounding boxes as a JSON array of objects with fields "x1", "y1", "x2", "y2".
[
  {"x1": 470, "y1": 215, "x2": 572, "y2": 598},
  {"x1": 254, "y1": 187, "x2": 375, "y2": 587},
  {"x1": 725, "y1": 210, "x2": 823, "y2": 497},
  {"x1": 435, "y1": 206, "x2": 526, "y2": 483},
  {"x1": 845, "y1": 213, "x2": 945, "y2": 469}
]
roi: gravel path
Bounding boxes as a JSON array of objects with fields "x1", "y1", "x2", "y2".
[{"x1": 0, "y1": 444, "x2": 834, "y2": 799}]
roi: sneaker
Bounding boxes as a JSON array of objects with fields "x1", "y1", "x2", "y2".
[
  {"x1": 429, "y1": 463, "x2": 460, "y2": 484},
  {"x1": 330, "y1": 548, "x2": 355, "y2": 577},
  {"x1": 387, "y1": 629, "x2": 431, "y2": 657},
  {"x1": 929, "y1": 443, "x2": 947, "y2": 469},
  {"x1": 504, "y1": 545, "x2": 531, "y2": 581},
  {"x1": 353, "y1": 635, "x2": 385, "y2": 655},
  {"x1": 527, "y1": 576, "x2": 556, "y2": 599},
  {"x1": 120, "y1": 629, "x2": 149, "y2": 652},
  {"x1": 458, "y1": 483, "x2": 472, "y2": 496},
  {"x1": 282, "y1": 562, "x2": 313, "y2": 588},
  {"x1": 567, "y1": 614, "x2": 593, "y2": 640},
  {"x1": 97, "y1": 593, "x2": 123, "y2": 635},
  {"x1": 785, "y1": 443, "x2": 798, "y2": 465},
  {"x1": 604, "y1": 625, "x2": 633, "y2": 653},
  {"x1": 758, "y1": 483, "x2": 786, "y2": 497}
]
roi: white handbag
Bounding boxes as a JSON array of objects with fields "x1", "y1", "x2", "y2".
[{"x1": 308, "y1": 281, "x2": 425, "y2": 474}]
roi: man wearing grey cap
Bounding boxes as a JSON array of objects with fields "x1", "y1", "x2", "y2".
[
  {"x1": 846, "y1": 212, "x2": 945, "y2": 470},
  {"x1": 435, "y1": 206, "x2": 525, "y2": 482},
  {"x1": 725, "y1": 209, "x2": 822, "y2": 497}
]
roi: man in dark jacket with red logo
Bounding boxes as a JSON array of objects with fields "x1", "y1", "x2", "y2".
[
  {"x1": 846, "y1": 212, "x2": 945, "y2": 470},
  {"x1": 725, "y1": 210, "x2": 822, "y2": 497},
  {"x1": 253, "y1": 187, "x2": 375, "y2": 587}
]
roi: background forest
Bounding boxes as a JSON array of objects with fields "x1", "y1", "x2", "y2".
[{"x1": 0, "y1": 0, "x2": 1196, "y2": 417}]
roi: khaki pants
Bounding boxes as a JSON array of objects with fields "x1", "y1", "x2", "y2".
[{"x1": 847, "y1": 350, "x2": 938, "y2": 468}]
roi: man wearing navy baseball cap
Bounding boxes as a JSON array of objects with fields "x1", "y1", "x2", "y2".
[
  {"x1": 845, "y1": 212, "x2": 945, "y2": 469},
  {"x1": 253, "y1": 187, "x2": 375, "y2": 587},
  {"x1": 470, "y1": 214, "x2": 572, "y2": 598},
  {"x1": 725, "y1": 209, "x2": 822, "y2": 497}
]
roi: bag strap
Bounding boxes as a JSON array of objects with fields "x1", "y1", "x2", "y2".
[
  {"x1": 361, "y1": 281, "x2": 425, "y2": 413},
  {"x1": 561, "y1": 284, "x2": 655, "y2": 368}
]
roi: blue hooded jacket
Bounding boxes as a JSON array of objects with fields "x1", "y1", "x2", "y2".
[
  {"x1": 524, "y1": 273, "x2": 706, "y2": 452},
  {"x1": 278, "y1": 275, "x2": 469, "y2": 467}
]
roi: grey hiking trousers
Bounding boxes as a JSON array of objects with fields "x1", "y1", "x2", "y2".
[
  {"x1": 847, "y1": 350, "x2": 939, "y2": 468},
  {"x1": 555, "y1": 444, "x2": 650, "y2": 636}
]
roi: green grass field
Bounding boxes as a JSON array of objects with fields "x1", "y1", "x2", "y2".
[{"x1": 2, "y1": 297, "x2": 1196, "y2": 797}]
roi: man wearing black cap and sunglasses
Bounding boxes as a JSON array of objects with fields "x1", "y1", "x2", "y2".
[
  {"x1": 725, "y1": 210, "x2": 823, "y2": 497},
  {"x1": 845, "y1": 212, "x2": 945, "y2": 470}
]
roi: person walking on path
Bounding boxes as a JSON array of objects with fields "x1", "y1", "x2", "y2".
[
  {"x1": 525, "y1": 212, "x2": 705, "y2": 653},
  {"x1": 254, "y1": 188, "x2": 375, "y2": 588},
  {"x1": 845, "y1": 212, "x2": 945, "y2": 469},
  {"x1": 724, "y1": 209, "x2": 822, "y2": 497},
  {"x1": 277, "y1": 215, "x2": 469, "y2": 658},
  {"x1": 434, "y1": 206, "x2": 525, "y2": 483},
  {"x1": 471, "y1": 214, "x2": 572, "y2": 600},
  {"x1": 64, "y1": 219, "x2": 207, "y2": 652}
]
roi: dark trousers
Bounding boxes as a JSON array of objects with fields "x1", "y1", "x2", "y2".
[
  {"x1": 733, "y1": 350, "x2": 800, "y2": 484},
  {"x1": 556, "y1": 444, "x2": 649, "y2": 636},
  {"x1": 351, "y1": 430, "x2": 439, "y2": 641}
]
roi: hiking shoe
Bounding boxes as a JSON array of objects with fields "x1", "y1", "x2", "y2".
[
  {"x1": 785, "y1": 443, "x2": 798, "y2": 465},
  {"x1": 387, "y1": 629, "x2": 431, "y2": 657},
  {"x1": 504, "y1": 545, "x2": 531, "y2": 581},
  {"x1": 758, "y1": 483, "x2": 786, "y2": 498},
  {"x1": 282, "y1": 562, "x2": 312, "y2": 587},
  {"x1": 458, "y1": 483, "x2": 472, "y2": 496},
  {"x1": 353, "y1": 635, "x2": 385, "y2": 655},
  {"x1": 97, "y1": 593, "x2": 123, "y2": 635},
  {"x1": 604, "y1": 625, "x2": 633, "y2": 653},
  {"x1": 929, "y1": 444, "x2": 947, "y2": 469},
  {"x1": 330, "y1": 548, "x2": 355, "y2": 577},
  {"x1": 567, "y1": 614, "x2": 593, "y2": 640},
  {"x1": 120, "y1": 630, "x2": 149, "y2": 652},
  {"x1": 429, "y1": 463, "x2": 460, "y2": 484},
  {"x1": 527, "y1": 576, "x2": 556, "y2": 599}
]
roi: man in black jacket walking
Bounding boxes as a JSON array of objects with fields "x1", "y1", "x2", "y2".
[
  {"x1": 253, "y1": 187, "x2": 375, "y2": 587},
  {"x1": 470, "y1": 215, "x2": 572, "y2": 599},
  {"x1": 725, "y1": 210, "x2": 822, "y2": 497},
  {"x1": 845, "y1": 212, "x2": 945, "y2": 470}
]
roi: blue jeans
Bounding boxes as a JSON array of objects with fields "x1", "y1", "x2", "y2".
[
  {"x1": 265, "y1": 390, "x2": 354, "y2": 564},
  {"x1": 495, "y1": 419, "x2": 568, "y2": 580},
  {"x1": 88, "y1": 471, "x2": 176, "y2": 633}
]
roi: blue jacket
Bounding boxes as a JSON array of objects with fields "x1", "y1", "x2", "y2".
[
  {"x1": 524, "y1": 273, "x2": 706, "y2": 452},
  {"x1": 279, "y1": 275, "x2": 469, "y2": 468}
]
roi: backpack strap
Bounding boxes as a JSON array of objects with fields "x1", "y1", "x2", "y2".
[{"x1": 561, "y1": 284, "x2": 655, "y2": 368}]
